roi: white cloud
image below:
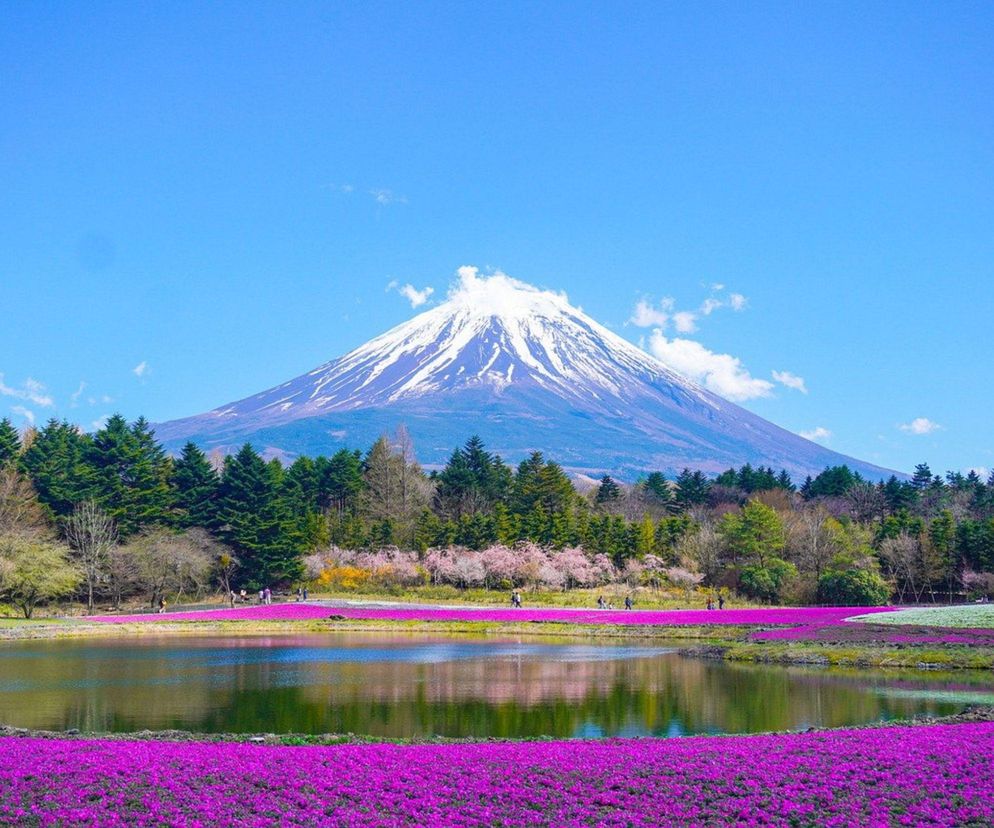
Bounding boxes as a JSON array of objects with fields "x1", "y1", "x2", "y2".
[
  {"x1": 710, "y1": 283, "x2": 725, "y2": 292},
  {"x1": 0, "y1": 374, "x2": 54, "y2": 407},
  {"x1": 647, "y1": 332, "x2": 774, "y2": 401},
  {"x1": 370, "y1": 188, "x2": 407, "y2": 206},
  {"x1": 10, "y1": 405, "x2": 34, "y2": 424},
  {"x1": 899, "y1": 417, "x2": 942, "y2": 435},
  {"x1": 700, "y1": 297, "x2": 723, "y2": 316},
  {"x1": 772, "y1": 370, "x2": 808, "y2": 394},
  {"x1": 629, "y1": 297, "x2": 674, "y2": 328},
  {"x1": 672, "y1": 311, "x2": 698, "y2": 333},
  {"x1": 800, "y1": 426, "x2": 832, "y2": 442},
  {"x1": 133, "y1": 361, "x2": 149, "y2": 379},
  {"x1": 729, "y1": 293, "x2": 747, "y2": 311},
  {"x1": 340, "y1": 183, "x2": 354, "y2": 194},
  {"x1": 387, "y1": 280, "x2": 434, "y2": 308},
  {"x1": 91, "y1": 415, "x2": 110, "y2": 431},
  {"x1": 966, "y1": 466, "x2": 989, "y2": 479}
]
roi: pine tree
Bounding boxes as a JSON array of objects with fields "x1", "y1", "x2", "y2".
[
  {"x1": 911, "y1": 463, "x2": 934, "y2": 491},
  {"x1": 86, "y1": 415, "x2": 173, "y2": 536},
  {"x1": 323, "y1": 448, "x2": 364, "y2": 517},
  {"x1": 0, "y1": 418, "x2": 20, "y2": 466},
  {"x1": 171, "y1": 442, "x2": 219, "y2": 528},
  {"x1": 674, "y1": 469, "x2": 710, "y2": 509},
  {"x1": 19, "y1": 419, "x2": 95, "y2": 517},
  {"x1": 215, "y1": 444, "x2": 304, "y2": 587},
  {"x1": 595, "y1": 475, "x2": 621, "y2": 506}
]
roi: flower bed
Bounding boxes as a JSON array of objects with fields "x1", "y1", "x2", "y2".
[
  {"x1": 93, "y1": 603, "x2": 893, "y2": 627},
  {"x1": 2, "y1": 723, "x2": 993, "y2": 826}
]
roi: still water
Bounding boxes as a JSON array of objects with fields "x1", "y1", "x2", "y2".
[{"x1": 0, "y1": 633, "x2": 990, "y2": 738}]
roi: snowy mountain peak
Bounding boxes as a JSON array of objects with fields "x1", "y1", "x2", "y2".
[
  {"x1": 156, "y1": 266, "x2": 898, "y2": 481},
  {"x1": 208, "y1": 267, "x2": 708, "y2": 421}
]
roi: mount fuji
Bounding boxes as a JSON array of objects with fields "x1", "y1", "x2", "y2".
[{"x1": 155, "y1": 268, "x2": 896, "y2": 480}]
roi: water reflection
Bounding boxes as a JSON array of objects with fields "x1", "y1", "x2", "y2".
[{"x1": 0, "y1": 633, "x2": 988, "y2": 738}]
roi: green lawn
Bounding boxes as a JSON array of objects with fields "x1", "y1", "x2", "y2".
[{"x1": 850, "y1": 604, "x2": 994, "y2": 629}]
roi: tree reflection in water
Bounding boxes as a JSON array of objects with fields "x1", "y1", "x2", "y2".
[{"x1": 0, "y1": 633, "x2": 985, "y2": 737}]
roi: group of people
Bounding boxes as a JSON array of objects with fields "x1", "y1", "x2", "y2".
[
  {"x1": 706, "y1": 594, "x2": 726, "y2": 610},
  {"x1": 510, "y1": 590, "x2": 523, "y2": 607},
  {"x1": 596, "y1": 595, "x2": 634, "y2": 610}
]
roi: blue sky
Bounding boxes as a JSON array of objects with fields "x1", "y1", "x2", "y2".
[{"x1": 1, "y1": 2, "x2": 991, "y2": 476}]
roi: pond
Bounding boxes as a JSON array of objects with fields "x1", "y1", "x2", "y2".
[{"x1": 0, "y1": 632, "x2": 990, "y2": 738}]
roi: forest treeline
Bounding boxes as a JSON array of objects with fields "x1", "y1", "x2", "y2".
[{"x1": 1, "y1": 415, "x2": 993, "y2": 615}]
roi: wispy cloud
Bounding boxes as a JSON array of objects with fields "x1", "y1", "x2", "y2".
[
  {"x1": 800, "y1": 426, "x2": 832, "y2": 442},
  {"x1": 629, "y1": 286, "x2": 747, "y2": 332},
  {"x1": 133, "y1": 361, "x2": 149, "y2": 379},
  {"x1": 370, "y1": 188, "x2": 407, "y2": 206},
  {"x1": 70, "y1": 381, "x2": 86, "y2": 408},
  {"x1": 899, "y1": 417, "x2": 942, "y2": 435},
  {"x1": 629, "y1": 298, "x2": 673, "y2": 328},
  {"x1": 772, "y1": 370, "x2": 808, "y2": 394},
  {"x1": 387, "y1": 279, "x2": 434, "y2": 308},
  {"x1": 647, "y1": 332, "x2": 774, "y2": 401},
  {"x1": 10, "y1": 405, "x2": 34, "y2": 424},
  {"x1": 0, "y1": 374, "x2": 54, "y2": 407},
  {"x1": 700, "y1": 297, "x2": 723, "y2": 316}
]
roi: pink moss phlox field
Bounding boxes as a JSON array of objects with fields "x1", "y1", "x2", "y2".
[
  {"x1": 93, "y1": 603, "x2": 893, "y2": 626},
  {"x1": 3, "y1": 724, "x2": 994, "y2": 826}
]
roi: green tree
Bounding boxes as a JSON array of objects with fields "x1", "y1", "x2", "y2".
[
  {"x1": 86, "y1": 415, "x2": 173, "y2": 536},
  {"x1": 718, "y1": 500, "x2": 786, "y2": 566},
  {"x1": 674, "y1": 469, "x2": 710, "y2": 510},
  {"x1": 0, "y1": 534, "x2": 81, "y2": 618},
  {"x1": 19, "y1": 419, "x2": 95, "y2": 517},
  {"x1": 214, "y1": 444, "x2": 304, "y2": 587},
  {"x1": 170, "y1": 443, "x2": 219, "y2": 528},
  {"x1": 595, "y1": 475, "x2": 621, "y2": 507},
  {"x1": 0, "y1": 418, "x2": 20, "y2": 466}
]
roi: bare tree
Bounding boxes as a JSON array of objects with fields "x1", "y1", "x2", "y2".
[
  {"x1": 878, "y1": 532, "x2": 939, "y2": 604},
  {"x1": 0, "y1": 467, "x2": 48, "y2": 536},
  {"x1": 785, "y1": 507, "x2": 836, "y2": 581},
  {"x1": 675, "y1": 519, "x2": 723, "y2": 584},
  {"x1": 64, "y1": 501, "x2": 118, "y2": 612},
  {"x1": 125, "y1": 527, "x2": 214, "y2": 609}
]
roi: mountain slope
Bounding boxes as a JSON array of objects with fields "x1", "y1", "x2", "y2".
[{"x1": 155, "y1": 269, "x2": 898, "y2": 480}]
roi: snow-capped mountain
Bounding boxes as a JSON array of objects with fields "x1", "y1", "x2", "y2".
[{"x1": 155, "y1": 268, "x2": 897, "y2": 480}]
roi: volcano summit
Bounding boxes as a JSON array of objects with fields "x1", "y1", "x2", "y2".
[{"x1": 156, "y1": 268, "x2": 895, "y2": 479}]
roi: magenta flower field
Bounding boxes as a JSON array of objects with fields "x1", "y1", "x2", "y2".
[
  {"x1": 94, "y1": 603, "x2": 893, "y2": 627},
  {"x1": 2, "y1": 723, "x2": 993, "y2": 826}
]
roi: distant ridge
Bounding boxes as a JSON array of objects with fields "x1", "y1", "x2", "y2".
[{"x1": 156, "y1": 268, "x2": 899, "y2": 480}]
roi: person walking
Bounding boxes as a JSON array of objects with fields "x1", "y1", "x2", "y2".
[
  {"x1": 625, "y1": 595, "x2": 633, "y2": 610},
  {"x1": 302, "y1": 587, "x2": 308, "y2": 601},
  {"x1": 718, "y1": 594, "x2": 725, "y2": 610}
]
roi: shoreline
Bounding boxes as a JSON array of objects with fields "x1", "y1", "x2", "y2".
[{"x1": 2, "y1": 706, "x2": 993, "y2": 747}]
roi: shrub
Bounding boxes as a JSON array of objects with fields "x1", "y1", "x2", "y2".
[
  {"x1": 739, "y1": 558, "x2": 797, "y2": 603},
  {"x1": 816, "y1": 568, "x2": 890, "y2": 606}
]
